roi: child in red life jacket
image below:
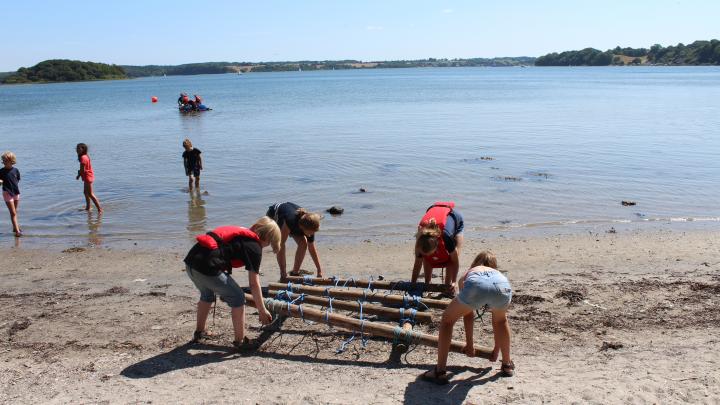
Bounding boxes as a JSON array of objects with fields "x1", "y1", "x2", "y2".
[
  {"x1": 411, "y1": 202, "x2": 464, "y2": 293},
  {"x1": 75, "y1": 143, "x2": 102, "y2": 212},
  {"x1": 183, "y1": 216, "x2": 281, "y2": 349}
]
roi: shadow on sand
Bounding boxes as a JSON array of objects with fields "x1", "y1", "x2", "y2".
[{"x1": 403, "y1": 366, "x2": 508, "y2": 404}]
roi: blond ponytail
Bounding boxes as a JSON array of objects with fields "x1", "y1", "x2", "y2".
[
  {"x1": 297, "y1": 208, "x2": 321, "y2": 233},
  {"x1": 415, "y1": 219, "x2": 441, "y2": 255},
  {"x1": 251, "y1": 216, "x2": 281, "y2": 253},
  {"x1": 470, "y1": 250, "x2": 497, "y2": 269}
]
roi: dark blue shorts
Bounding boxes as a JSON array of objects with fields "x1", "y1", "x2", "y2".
[{"x1": 186, "y1": 168, "x2": 200, "y2": 177}]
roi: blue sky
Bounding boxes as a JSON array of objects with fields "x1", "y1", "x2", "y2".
[{"x1": 2, "y1": 0, "x2": 719, "y2": 71}]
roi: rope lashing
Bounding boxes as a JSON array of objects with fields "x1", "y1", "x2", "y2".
[
  {"x1": 342, "y1": 277, "x2": 356, "y2": 288},
  {"x1": 398, "y1": 308, "x2": 417, "y2": 326},
  {"x1": 367, "y1": 275, "x2": 374, "y2": 292},
  {"x1": 323, "y1": 287, "x2": 331, "y2": 297},
  {"x1": 302, "y1": 275, "x2": 314, "y2": 285},
  {"x1": 323, "y1": 297, "x2": 335, "y2": 322}
]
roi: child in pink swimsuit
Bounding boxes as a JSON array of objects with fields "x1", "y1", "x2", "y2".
[
  {"x1": 0, "y1": 151, "x2": 22, "y2": 237},
  {"x1": 75, "y1": 143, "x2": 102, "y2": 212}
]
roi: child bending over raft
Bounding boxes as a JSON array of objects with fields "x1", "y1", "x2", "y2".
[
  {"x1": 265, "y1": 202, "x2": 323, "y2": 280},
  {"x1": 0, "y1": 151, "x2": 22, "y2": 237},
  {"x1": 421, "y1": 251, "x2": 514, "y2": 385},
  {"x1": 411, "y1": 201, "x2": 464, "y2": 292},
  {"x1": 184, "y1": 217, "x2": 280, "y2": 349},
  {"x1": 75, "y1": 143, "x2": 102, "y2": 212}
]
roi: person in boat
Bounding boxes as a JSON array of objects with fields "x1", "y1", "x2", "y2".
[
  {"x1": 411, "y1": 201, "x2": 464, "y2": 292},
  {"x1": 193, "y1": 94, "x2": 203, "y2": 107},
  {"x1": 184, "y1": 217, "x2": 280, "y2": 349},
  {"x1": 421, "y1": 251, "x2": 514, "y2": 385},
  {"x1": 178, "y1": 93, "x2": 189, "y2": 107},
  {"x1": 265, "y1": 202, "x2": 323, "y2": 279}
]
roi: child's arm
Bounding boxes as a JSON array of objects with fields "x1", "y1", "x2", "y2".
[
  {"x1": 307, "y1": 240, "x2": 322, "y2": 277},
  {"x1": 248, "y1": 270, "x2": 272, "y2": 324},
  {"x1": 77, "y1": 162, "x2": 85, "y2": 180},
  {"x1": 198, "y1": 154, "x2": 203, "y2": 170},
  {"x1": 410, "y1": 254, "x2": 423, "y2": 283}
]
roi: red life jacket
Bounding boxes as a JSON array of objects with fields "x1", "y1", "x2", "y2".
[
  {"x1": 418, "y1": 201, "x2": 455, "y2": 267},
  {"x1": 196, "y1": 226, "x2": 260, "y2": 268},
  {"x1": 182, "y1": 95, "x2": 189, "y2": 103},
  {"x1": 194, "y1": 95, "x2": 203, "y2": 104}
]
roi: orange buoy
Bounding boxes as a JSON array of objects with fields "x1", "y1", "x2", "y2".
[{"x1": 151, "y1": 96, "x2": 158, "y2": 103}]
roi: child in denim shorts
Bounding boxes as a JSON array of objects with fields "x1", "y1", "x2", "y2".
[{"x1": 421, "y1": 250, "x2": 514, "y2": 385}]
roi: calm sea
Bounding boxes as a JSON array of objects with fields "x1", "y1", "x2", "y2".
[{"x1": 1, "y1": 67, "x2": 719, "y2": 248}]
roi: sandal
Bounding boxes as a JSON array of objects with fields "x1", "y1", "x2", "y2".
[
  {"x1": 191, "y1": 330, "x2": 214, "y2": 343},
  {"x1": 420, "y1": 367, "x2": 453, "y2": 385},
  {"x1": 500, "y1": 361, "x2": 515, "y2": 377},
  {"x1": 288, "y1": 270, "x2": 301, "y2": 277},
  {"x1": 232, "y1": 336, "x2": 258, "y2": 351}
]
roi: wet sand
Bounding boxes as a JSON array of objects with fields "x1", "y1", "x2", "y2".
[{"x1": 1, "y1": 228, "x2": 719, "y2": 404}]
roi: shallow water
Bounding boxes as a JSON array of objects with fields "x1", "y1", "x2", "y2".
[{"x1": 1, "y1": 67, "x2": 719, "y2": 248}]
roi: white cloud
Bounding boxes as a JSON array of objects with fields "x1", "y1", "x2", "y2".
[
  {"x1": 442, "y1": 8, "x2": 454, "y2": 14},
  {"x1": 366, "y1": 25, "x2": 384, "y2": 31}
]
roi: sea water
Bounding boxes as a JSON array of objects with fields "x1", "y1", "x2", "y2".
[{"x1": 1, "y1": 67, "x2": 719, "y2": 248}]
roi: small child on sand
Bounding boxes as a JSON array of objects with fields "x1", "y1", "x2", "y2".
[
  {"x1": 182, "y1": 138, "x2": 203, "y2": 191},
  {"x1": 421, "y1": 251, "x2": 514, "y2": 385},
  {"x1": 0, "y1": 151, "x2": 22, "y2": 237},
  {"x1": 75, "y1": 143, "x2": 102, "y2": 212}
]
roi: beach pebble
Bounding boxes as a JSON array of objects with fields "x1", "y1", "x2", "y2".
[{"x1": 621, "y1": 200, "x2": 636, "y2": 206}]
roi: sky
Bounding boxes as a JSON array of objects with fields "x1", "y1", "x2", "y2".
[{"x1": 2, "y1": 0, "x2": 719, "y2": 71}]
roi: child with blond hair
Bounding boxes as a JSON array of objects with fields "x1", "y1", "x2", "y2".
[{"x1": 0, "y1": 151, "x2": 22, "y2": 237}]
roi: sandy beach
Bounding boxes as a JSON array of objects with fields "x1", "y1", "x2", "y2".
[{"x1": 1, "y1": 227, "x2": 719, "y2": 404}]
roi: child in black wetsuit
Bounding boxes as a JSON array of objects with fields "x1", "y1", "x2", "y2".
[
  {"x1": 0, "y1": 151, "x2": 22, "y2": 237},
  {"x1": 182, "y1": 138, "x2": 203, "y2": 191},
  {"x1": 265, "y1": 202, "x2": 323, "y2": 279}
]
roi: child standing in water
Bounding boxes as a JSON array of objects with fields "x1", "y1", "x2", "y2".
[
  {"x1": 75, "y1": 143, "x2": 102, "y2": 212},
  {"x1": 182, "y1": 138, "x2": 203, "y2": 191},
  {"x1": 0, "y1": 151, "x2": 22, "y2": 237}
]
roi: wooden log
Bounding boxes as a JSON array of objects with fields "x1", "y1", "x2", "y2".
[
  {"x1": 268, "y1": 289, "x2": 433, "y2": 324},
  {"x1": 285, "y1": 276, "x2": 451, "y2": 294},
  {"x1": 245, "y1": 294, "x2": 491, "y2": 359},
  {"x1": 268, "y1": 282, "x2": 450, "y2": 310}
]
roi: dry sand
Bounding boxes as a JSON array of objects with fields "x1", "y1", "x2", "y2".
[{"x1": 1, "y1": 228, "x2": 719, "y2": 404}]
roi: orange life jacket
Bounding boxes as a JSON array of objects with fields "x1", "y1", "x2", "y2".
[
  {"x1": 196, "y1": 226, "x2": 260, "y2": 268},
  {"x1": 418, "y1": 201, "x2": 455, "y2": 267}
]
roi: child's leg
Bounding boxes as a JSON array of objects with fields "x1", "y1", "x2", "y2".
[
  {"x1": 291, "y1": 234, "x2": 308, "y2": 274},
  {"x1": 194, "y1": 172, "x2": 200, "y2": 189},
  {"x1": 87, "y1": 182, "x2": 102, "y2": 212},
  {"x1": 491, "y1": 309, "x2": 511, "y2": 363},
  {"x1": 188, "y1": 175, "x2": 194, "y2": 190},
  {"x1": 230, "y1": 305, "x2": 246, "y2": 342},
  {"x1": 436, "y1": 298, "x2": 473, "y2": 371},
  {"x1": 83, "y1": 182, "x2": 92, "y2": 210},
  {"x1": 5, "y1": 200, "x2": 19, "y2": 234},
  {"x1": 196, "y1": 300, "x2": 213, "y2": 332}
]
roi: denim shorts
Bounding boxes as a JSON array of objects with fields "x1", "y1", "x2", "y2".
[
  {"x1": 457, "y1": 270, "x2": 512, "y2": 310},
  {"x1": 186, "y1": 265, "x2": 246, "y2": 307}
]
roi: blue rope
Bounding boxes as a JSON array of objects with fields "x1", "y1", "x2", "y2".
[
  {"x1": 302, "y1": 275, "x2": 314, "y2": 285},
  {"x1": 367, "y1": 275, "x2": 374, "y2": 292},
  {"x1": 287, "y1": 281, "x2": 294, "y2": 292},
  {"x1": 342, "y1": 277, "x2": 356, "y2": 288},
  {"x1": 323, "y1": 287, "x2": 331, "y2": 297}
]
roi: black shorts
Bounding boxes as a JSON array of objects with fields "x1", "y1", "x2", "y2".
[{"x1": 186, "y1": 168, "x2": 200, "y2": 177}]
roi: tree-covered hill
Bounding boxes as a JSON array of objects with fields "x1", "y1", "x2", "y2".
[
  {"x1": 535, "y1": 39, "x2": 720, "y2": 66},
  {"x1": 2, "y1": 60, "x2": 127, "y2": 84}
]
